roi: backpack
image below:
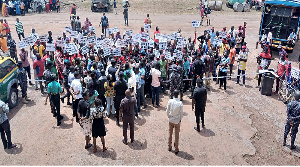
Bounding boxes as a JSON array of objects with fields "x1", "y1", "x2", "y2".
[{"x1": 102, "y1": 16, "x2": 108, "y2": 27}]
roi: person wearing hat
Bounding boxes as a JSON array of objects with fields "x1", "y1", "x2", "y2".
[
  {"x1": 166, "y1": 89, "x2": 183, "y2": 154},
  {"x1": 17, "y1": 61, "x2": 31, "y2": 104},
  {"x1": 120, "y1": 89, "x2": 137, "y2": 145},
  {"x1": 236, "y1": 45, "x2": 248, "y2": 87},
  {"x1": 283, "y1": 90, "x2": 300, "y2": 150},
  {"x1": 114, "y1": 72, "x2": 128, "y2": 126},
  {"x1": 192, "y1": 78, "x2": 207, "y2": 132}
]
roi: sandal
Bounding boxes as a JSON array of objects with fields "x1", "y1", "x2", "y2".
[{"x1": 103, "y1": 147, "x2": 108, "y2": 152}]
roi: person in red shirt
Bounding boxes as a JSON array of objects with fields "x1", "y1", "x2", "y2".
[
  {"x1": 153, "y1": 26, "x2": 160, "y2": 44},
  {"x1": 33, "y1": 53, "x2": 46, "y2": 94},
  {"x1": 200, "y1": 6, "x2": 204, "y2": 26},
  {"x1": 274, "y1": 55, "x2": 287, "y2": 94},
  {"x1": 3, "y1": 20, "x2": 10, "y2": 36},
  {"x1": 257, "y1": 47, "x2": 272, "y2": 87},
  {"x1": 71, "y1": 4, "x2": 76, "y2": 15}
]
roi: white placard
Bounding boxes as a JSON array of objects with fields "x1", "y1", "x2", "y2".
[
  {"x1": 148, "y1": 39, "x2": 154, "y2": 48},
  {"x1": 141, "y1": 32, "x2": 150, "y2": 40},
  {"x1": 39, "y1": 35, "x2": 48, "y2": 43},
  {"x1": 219, "y1": 31, "x2": 227, "y2": 39},
  {"x1": 46, "y1": 43, "x2": 56, "y2": 52},
  {"x1": 159, "y1": 42, "x2": 167, "y2": 50},
  {"x1": 65, "y1": 43, "x2": 78, "y2": 55},
  {"x1": 103, "y1": 48, "x2": 111, "y2": 56},
  {"x1": 24, "y1": 35, "x2": 37, "y2": 46},
  {"x1": 291, "y1": 68, "x2": 300, "y2": 79},
  {"x1": 125, "y1": 38, "x2": 133, "y2": 45},
  {"x1": 165, "y1": 51, "x2": 172, "y2": 60},
  {"x1": 113, "y1": 27, "x2": 119, "y2": 33},
  {"x1": 116, "y1": 39, "x2": 125, "y2": 47},
  {"x1": 89, "y1": 26, "x2": 95, "y2": 33},
  {"x1": 65, "y1": 26, "x2": 72, "y2": 33},
  {"x1": 141, "y1": 42, "x2": 149, "y2": 50},
  {"x1": 56, "y1": 40, "x2": 65, "y2": 48},
  {"x1": 88, "y1": 36, "x2": 96, "y2": 45},
  {"x1": 192, "y1": 20, "x2": 200, "y2": 28},
  {"x1": 70, "y1": 31, "x2": 78, "y2": 38},
  {"x1": 144, "y1": 23, "x2": 151, "y2": 30},
  {"x1": 81, "y1": 45, "x2": 89, "y2": 55},
  {"x1": 154, "y1": 49, "x2": 160, "y2": 58},
  {"x1": 106, "y1": 28, "x2": 113, "y2": 35},
  {"x1": 18, "y1": 41, "x2": 28, "y2": 49},
  {"x1": 78, "y1": 35, "x2": 87, "y2": 44},
  {"x1": 125, "y1": 30, "x2": 133, "y2": 37},
  {"x1": 112, "y1": 47, "x2": 121, "y2": 56},
  {"x1": 155, "y1": 33, "x2": 161, "y2": 40}
]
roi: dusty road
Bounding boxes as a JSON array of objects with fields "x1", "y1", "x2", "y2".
[{"x1": 1, "y1": 0, "x2": 300, "y2": 165}]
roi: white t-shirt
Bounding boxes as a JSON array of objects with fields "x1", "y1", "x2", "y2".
[
  {"x1": 151, "y1": 68, "x2": 161, "y2": 87},
  {"x1": 267, "y1": 32, "x2": 272, "y2": 43},
  {"x1": 128, "y1": 76, "x2": 136, "y2": 92},
  {"x1": 70, "y1": 79, "x2": 83, "y2": 99}
]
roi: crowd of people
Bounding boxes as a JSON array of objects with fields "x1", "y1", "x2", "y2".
[{"x1": 1, "y1": 0, "x2": 61, "y2": 16}]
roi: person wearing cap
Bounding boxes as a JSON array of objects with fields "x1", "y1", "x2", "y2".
[
  {"x1": 7, "y1": 35, "x2": 17, "y2": 62},
  {"x1": 283, "y1": 90, "x2": 300, "y2": 150},
  {"x1": 17, "y1": 61, "x2": 31, "y2": 104},
  {"x1": 114, "y1": 72, "x2": 128, "y2": 126},
  {"x1": 257, "y1": 47, "x2": 272, "y2": 87},
  {"x1": 166, "y1": 89, "x2": 183, "y2": 154},
  {"x1": 120, "y1": 89, "x2": 137, "y2": 145},
  {"x1": 192, "y1": 78, "x2": 207, "y2": 132},
  {"x1": 236, "y1": 46, "x2": 248, "y2": 87}
]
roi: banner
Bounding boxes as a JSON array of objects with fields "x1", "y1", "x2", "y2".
[
  {"x1": 46, "y1": 43, "x2": 56, "y2": 52},
  {"x1": 18, "y1": 41, "x2": 28, "y2": 49}
]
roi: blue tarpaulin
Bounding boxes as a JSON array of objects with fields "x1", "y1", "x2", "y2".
[{"x1": 265, "y1": 0, "x2": 300, "y2": 7}]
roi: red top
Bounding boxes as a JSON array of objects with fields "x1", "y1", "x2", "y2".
[
  {"x1": 154, "y1": 30, "x2": 160, "y2": 43},
  {"x1": 33, "y1": 59, "x2": 45, "y2": 77},
  {"x1": 277, "y1": 62, "x2": 286, "y2": 77},
  {"x1": 201, "y1": 8, "x2": 204, "y2": 16},
  {"x1": 260, "y1": 52, "x2": 271, "y2": 59}
]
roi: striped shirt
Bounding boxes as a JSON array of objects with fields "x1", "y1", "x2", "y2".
[
  {"x1": 15, "y1": 21, "x2": 24, "y2": 34},
  {"x1": 0, "y1": 100, "x2": 9, "y2": 124}
]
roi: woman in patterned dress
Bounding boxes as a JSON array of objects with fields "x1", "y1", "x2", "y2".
[{"x1": 90, "y1": 98, "x2": 107, "y2": 153}]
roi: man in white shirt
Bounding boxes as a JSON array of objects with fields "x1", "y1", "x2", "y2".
[
  {"x1": 166, "y1": 90, "x2": 183, "y2": 155},
  {"x1": 151, "y1": 63, "x2": 162, "y2": 108},
  {"x1": 70, "y1": 72, "x2": 83, "y2": 122},
  {"x1": 68, "y1": 66, "x2": 75, "y2": 87}
]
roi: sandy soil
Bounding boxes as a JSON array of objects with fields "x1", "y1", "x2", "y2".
[{"x1": 1, "y1": 0, "x2": 300, "y2": 165}]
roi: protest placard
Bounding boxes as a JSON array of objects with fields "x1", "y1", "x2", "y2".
[
  {"x1": 65, "y1": 43, "x2": 78, "y2": 55},
  {"x1": 24, "y1": 35, "x2": 38, "y2": 46},
  {"x1": 81, "y1": 45, "x2": 89, "y2": 55},
  {"x1": 18, "y1": 41, "x2": 28, "y2": 49},
  {"x1": 106, "y1": 28, "x2": 113, "y2": 35},
  {"x1": 88, "y1": 36, "x2": 96, "y2": 45},
  {"x1": 291, "y1": 68, "x2": 300, "y2": 79},
  {"x1": 112, "y1": 47, "x2": 121, "y2": 56},
  {"x1": 155, "y1": 33, "x2": 162, "y2": 41},
  {"x1": 141, "y1": 32, "x2": 150, "y2": 40},
  {"x1": 219, "y1": 31, "x2": 227, "y2": 39},
  {"x1": 164, "y1": 51, "x2": 172, "y2": 60},
  {"x1": 39, "y1": 35, "x2": 48, "y2": 43},
  {"x1": 148, "y1": 39, "x2": 154, "y2": 48},
  {"x1": 70, "y1": 31, "x2": 78, "y2": 38},
  {"x1": 144, "y1": 23, "x2": 151, "y2": 30},
  {"x1": 65, "y1": 26, "x2": 72, "y2": 33},
  {"x1": 116, "y1": 39, "x2": 125, "y2": 47},
  {"x1": 125, "y1": 30, "x2": 133, "y2": 37},
  {"x1": 56, "y1": 40, "x2": 65, "y2": 48},
  {"x1": 103, "y1": 48, "x2": 111, "y2": 56},
  {"x1": 89, "y1": 26, "x2": 95, "y2": 33},
  {"x1": 159, "y1": 42, "x2": 167, "y2": 50},
  {"x1": 141, "y1": 42, "x2": 149, "y2": 50},
  {"x1": 113, "y1": 27, "x2": 119, "y2": 33},
  {"x1": 46, "y1": 43, "x2": 56, "y2": 52},
  {"x1": 78, "y1": 35, "x2": 87, "y2": 44},
  {"x1": 192, "y1": 20, "x2": 200, "y2": 28}
]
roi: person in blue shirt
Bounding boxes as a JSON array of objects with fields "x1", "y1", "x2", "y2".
[
  {"x1": 15, "y1": 0, "x2": 21, "y2": 15},
  {"x1": 45, "y1": 74, "x2": 63, "y2": 126},
  {"x1": 139, "y1": 61, "x2": 146, "y2": 109},
  {"x1": 210, "y1": 27, "x2": 216, "y2": 44},
  {"x1": 113, "y1": 0, "x2": 117, "y2": 14}
]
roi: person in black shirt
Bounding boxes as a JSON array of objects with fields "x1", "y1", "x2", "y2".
[
  {"x1": 108, "y1": 59, "x2": 117, "y2": 82},
  {"x1": 77, "y1": 90, "x2": 92, "y2": 149},
  {"x1": 114, "y1": 72, "x2": 128, "y2": 126},
  {"x1": 97, "y1": 70, "x2": 107, "y2": 109},
  {"x1": 190, "y1": 54, "x2": 205, "y2": 99},
  {"x1": 192, "y1": 78, "x2": 207, "y2": 132},
  {"x1": 60, "y1": 61, "x2": 72, "y2": 105}
]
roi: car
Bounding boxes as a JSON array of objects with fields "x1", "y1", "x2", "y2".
[
  {"x1": 0, "y1": 57, "x2": 19, "y2": 108},
  {"x1": 91, "y1": 0, "x2": 111, "y2": 12}
]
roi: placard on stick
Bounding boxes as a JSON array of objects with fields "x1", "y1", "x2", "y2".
[
  {"x1": 192, "y1": 20, "x2": 200, "y2": 28},
  {"x1": 46, "y1": 43, "x2": 56, "y2": 52},
  {"x1": 113, "y1": 27, "x2": 119, "y2": 33},
  {"x1": 56, "y1": 40, "x2": 65, "y2": 48},
  {"x1": 81, "y1": 45, "x2": 89, "y2": 55},
  {"x1": 89, "y1": 26, "x2": 95, "y2": 33},
  {"x1": 65, "y1": 26, "x2": 72, "y2": 33},
  {"x1": 70, "y1": 31, "x2": 78, "y2": 38},
  {"x1": 39, "y1": 35, "x2": 48, "y2": 43},
  {"x1": 144, "y1": 23, "x2": 151, "y2": 30},
  {"x1": 88, "y1": 36, "x2": 96, "y2": 45},
  {"x1": 18, "y1": 41, "x2": 28, "y2": 49}
]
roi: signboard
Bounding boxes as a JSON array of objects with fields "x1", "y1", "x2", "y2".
[
  {"x1": 70, "y1": 31, "x2": 78, "y2": 38},
  {"x1": 141, "y1": 42, "x2": 149, "y2": 50},
  {"x1": 18, "y1": 41, "x2": 28, "y2": 49},
  {"x1": 219, "y1": 31, "x2": 227, "y2": 39},
  {"x1": 65, "y1": 26, "x2": 72, "y2": 33},
  {"x1": 125, "y1": 30, "x2": 133, "y2": 37},
  {"x1": 87, "y1": 36, "x2": 96, "y2": 45},
  {"x1": 103, "y1": 48, "x2": 111, "y2": 56},
  {"x1": 56, "y1": 40, "x2": 65, "y2": 48},
  {"x1": 159, "y1": 42, "x2": 167, "y2": 50},
  {"x1": 141, "y1": 32, "x2": 150, "y2": 40},
  {"x1": 113, "y1": 27, "x2": 119, "y2": 33},
  {"x1": 148, "y1": 39, "x2": 154, "y2": 48},
  {"x1": 39, "y1": 35, "x2": 48, "y2": 43},
  {"x1": 112, "y1": 47, "x2": 121, "y2": 56},
  {"x1": 81, "y1": 45, "x2": 89, "y2": 55},
  {"x1": 116, "y1": 39, "x2": 125, "y2": 47},
  {"x1": 106, "y1": 28, "x2": 113, "y2": 35},
  {"x1": 144, "y1": 23, "x2": 151, "y2": 30},
  {"x1": 89, "y1": 26, "x2": 95, "y2": 33},
  {"x1": 23, "y1": 35, "x2": 38, "y2": 46},
  {"x1": 65, "y1": 43, "x2": 78, "y2": 55},
  {"x1": 192, "y1": 20, "x2": 200, "y2": 28},
  {"x1": 78, "y1": 35, "x2": 87, "y2": 44},
  {"x1": 291, "y1": 68, "x2": 300, "y2": 79},
  {"x1": 46, "y1": 43, "x2": 56, "y2": 52}
]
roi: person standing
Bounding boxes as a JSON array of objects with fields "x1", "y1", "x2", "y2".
[
  {"x1": 166, "y1": 90, "x2": 183, "y2": 154},
  {"x1": 70, "y1": 72, "x2": 82, "y2": 123},
  {"x1": 120, "y1": 89, "x2": 137, "y2": 145},
  {"x1": 0, "y1": 99, "x2": 16, "y2": 149},
  {"x1": 190, "y1": 54, "x2": 205, "y2": 98},
  {"x1": 90, "y1": 98, "x2": 107, "y2": 153},
  {"x1": 100, "y1": 13, "x2": 109, "y2": 38},
  {"x1": 192, "y1": 78, "x2": 207, "y2": 132},
  {"x1": 0, "y1": 33, "x2": 8, "y2": 56},
  {"x1": 151, "y1": 63, "x2": 162, "y2": 108},
  {"x1": 7, "y1": 35, "x2": 17, "y2": 62},
  {"x1": 139, "y1": 61, "x2": 146, "y2": 109},
  {"x1": 104, "y1": 75, "x2": 115, "y2": 117},
  {"x1": 75, "y1": 16, "x2": 81, "y2": 33},
  {"x1": 56, "y1": 0, "x2": 60, "y2": 13},
  {"x1": 123, "y1": 5, "x2": 128, "y2": 26},
  {"x1": 113, "y1": 0, "x2": 117, "y2": 15},
  {"x1": 159, "y1": 55, "x2": 167, "y2": 94},
  {"x1": 134, "y1": 66, "x2": 141, "y2": 114},
  {"x1": 283, "y1": 91, "x2": 300, "y2": 150},
  {"x1": 45, "y1": 74, "x2": 63, "y2": 126},
  {"x1": 70, "y1": 4, "x2": 76, "y2": 15},
  {"x1": 153, "y1": 26, "x2": 160, "y2": 44},
  {"x1": 204, "y1": 52, "x2": 214, "y2": 90},
  {"x1": 60, "y1": 61, "x2": 71, "y2": 105},
  {"x1": 114, "y1": 72, "x2": 128, "y2": 126},
  {"x1": 77, "y1": 90, "x2": 92, "y2": 149},
  {"x1": 206, "y1": 7, "x2": 211, "y2": 26},
  {"x1": 34, "y1": 40, "x2": 45, "y2": 58},
  {"x1": 33, "y1": 53, "x2": 46, "y2": 94},
  {"x1": 236, "y1": 46, "x2": 248, "y2": 87},
  {"x1": 219, "y1": 51, "x2": 230, "y2": 90},
  {"x1": 228, "y1": 42, "x2": 236, "y2": 79},
  {"x1": 17, "y1": 61, "x2": 31, "y2": 104},
  {"x1": 19, "y1": 48, "x2": 33, "y2": 85}
]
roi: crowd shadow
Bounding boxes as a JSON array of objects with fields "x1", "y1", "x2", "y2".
[
  {"x1": 57, "y1": 114, "x2": 74, "y2": 129},
  {"x1": 90, "y1": 147, "x2": 117, "y2": 160},
  {"x1": 225, "y1": 90, "x2": 235, "y2": 95},
  {"x1": 4, "y1": 143, "x2": 23, "y2": 155},
  {"x1": 174, "y1": 150, "x2": 194, "y2": 160},
  {"x1": 128, "y1": 139, "x2": 147, "y2": 150},
  {"x1": 135, "y1": 117, "x2": 146, "y2": 126},
  {"x1": 199, "y1": 128, "x2": 215, "y2": 137}
]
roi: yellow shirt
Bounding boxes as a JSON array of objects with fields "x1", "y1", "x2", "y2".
[
  {"x1": 0, "y1": 37, "x2": 8, "y2": 52},
  {"x1": 34, "y1": 45, "x2": 45, "y2": 58},
  {"x1": 0, "y1": 23, "x2": 6, "y2": 36}
]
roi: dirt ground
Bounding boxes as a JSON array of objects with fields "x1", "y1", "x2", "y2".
[{"x1": 1, "y1": 0, "x2": 300, "y2": 165}]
